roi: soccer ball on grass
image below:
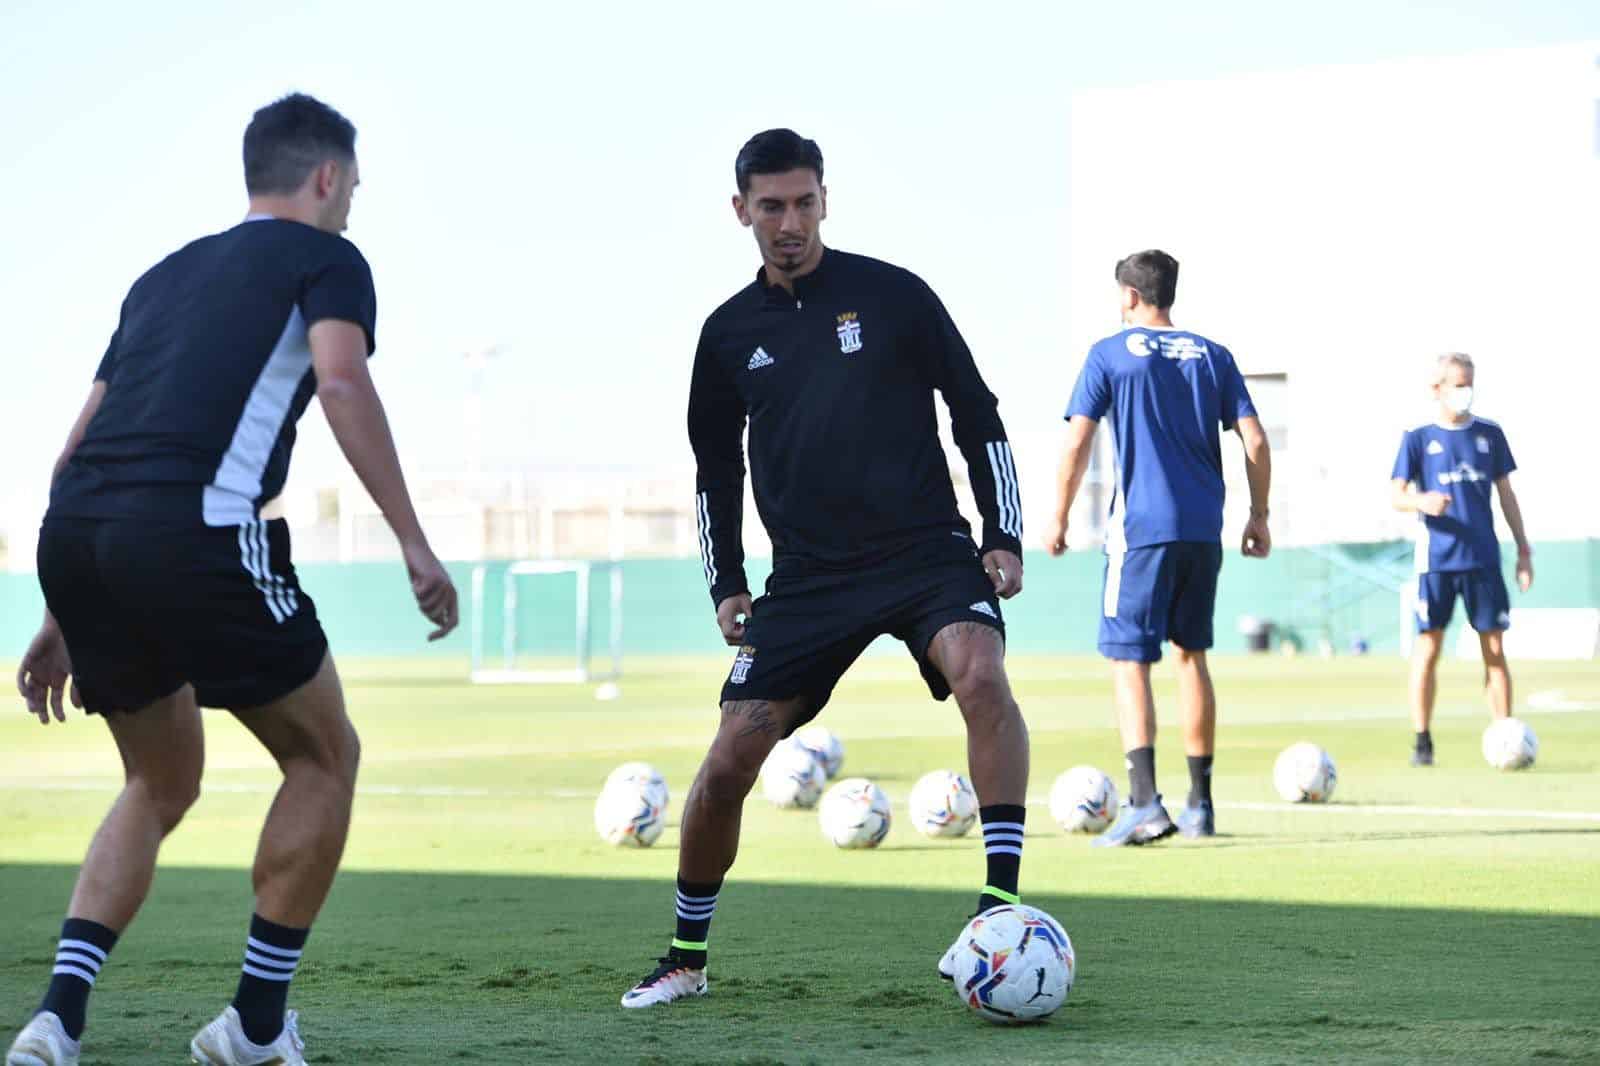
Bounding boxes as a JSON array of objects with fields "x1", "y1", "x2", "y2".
[
  {"x1": 1048, "y1": 766, "x2": 1118, "y2": 833},
  {"x1": 949, "y1": 904, "x2": 1075, "y2": 1024},
  {"x1": 818, "y1": 777, "x2": 892, "y2": 848},
  {"x1": 1273, "y1": 742, "x2": 1337, "y2": 803},
  {"x1": 908, "y1": 769, "x2": 979, "y2": 838},
  {"x1": 1482, "y1": 717, "x2": 1538, "y2": 770}
]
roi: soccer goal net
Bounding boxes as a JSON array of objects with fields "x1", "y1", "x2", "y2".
[{"x1": 468, "y1": 560, "x2": 623, "y2": 684}]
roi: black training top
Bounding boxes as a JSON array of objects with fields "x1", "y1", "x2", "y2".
[
  {"x1": 689, "y1": 247, "x2": 1023, "y2": 606},
  {"x1": 49, "y1": 216, "x2": 376, "y2": 527}
]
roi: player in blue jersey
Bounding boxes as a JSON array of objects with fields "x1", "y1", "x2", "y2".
[
  {"x1": 1046, "y1": 250, "x2": 1272, "y2": 846},
  {"x1": 1390, "y1": 352, "x2": 1533, "y2": 767}
]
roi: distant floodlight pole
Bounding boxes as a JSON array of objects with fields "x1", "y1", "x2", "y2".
[{"x1": 462, "y1": 344, "x2": 505, "y2": 480}]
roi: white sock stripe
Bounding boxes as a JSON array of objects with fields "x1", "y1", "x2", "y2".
[
  {"x1": 984, "y1": 830, "x2": 1026, "y2": 842},
  {"x1": 982, "y1": 821, "x2": 1026, "y2": 833},
  {"x1": 246, "y1": 937, "x2": 304, "y2": 961},
  {"x1": 54, "y1": 949, "x2": 105, "y2": 972},
  {"x1": 985, "y1": 840, "x2": 1026, "y2": 852},
  {"x1": 52, "y1": 963, "x2": 98, "y2": 984},
  {"x1": 56, "y1": 939, "x2": 109, "y2": 963},
  {"x1": 240, "y1": 963, "x2": 297, "y2": 982},
  {"x1": 244, "y1": 947, "x2": 300, "y2": 966},
  {"x1": 985, "y1": 845, "x2": 1025, "y2": 857},
  {"x1": 675, "y1": 903, "x2": 717, "y2": 916}
]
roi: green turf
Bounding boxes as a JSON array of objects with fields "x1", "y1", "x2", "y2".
[{"x1": 3, "y1": 653, "x2": 1598, "y2": 1064}]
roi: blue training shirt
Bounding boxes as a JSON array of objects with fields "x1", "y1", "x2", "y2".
[
  {"x1": 1390, "y1": 417, "x2": 1515, "y2": 573},
  {"x1": 1066, "y1": 327, "x2": 1257, "y2": 550}
]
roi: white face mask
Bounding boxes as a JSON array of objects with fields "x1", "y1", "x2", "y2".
[{"x1": 1443, "y1": 385, "x2": 1474, "y2": 415}]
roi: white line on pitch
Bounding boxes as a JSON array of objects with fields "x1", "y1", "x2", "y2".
[
  {"x1": 1528, "y1": 690, "x2": 1600, "y2": 713},
  {"x1": 1213, "y1": 800, "x2": 1600, "y2": 824}
]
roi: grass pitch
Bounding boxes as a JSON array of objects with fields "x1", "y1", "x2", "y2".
[{"x1": 3, "y1": 652, "x2": 1598, "y2": 1064}]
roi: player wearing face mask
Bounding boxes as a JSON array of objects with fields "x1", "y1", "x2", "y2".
[{"x1": 1390, "y1": 353, "x2": 1533, "y2": 767}]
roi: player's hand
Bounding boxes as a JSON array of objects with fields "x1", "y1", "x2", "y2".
[
  {"x1": 983, "y1": 550, "x2": 1024, "y2": 599},
  {"x1": 402, "y1": 540, "x2": 458, "y2": 641},
  {"x1": 716, "y1": 593, "x2": 754, "y2": 646},
  {"x1": 1516, "y1": 548, "x2": 1534, "y2": 593},
  {"x1": 1242, "y1": 514, "x2": 1272, "y2": 558},
  {"x1": 17, "y1": 618, "x2": 80, "y2": 725},
  {"x1": 1416, "y1": 491, "x2": 1451, "y2": 517},
  {"x1": 1043, "y1": 514, "x2": 1069, "y2": 557}
]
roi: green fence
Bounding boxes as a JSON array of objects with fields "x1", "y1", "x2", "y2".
[{"x1": 3, "y1": 540, "x2": 1594, "y2": 662}]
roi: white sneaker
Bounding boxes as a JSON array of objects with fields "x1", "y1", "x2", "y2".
[
  {"x1": 6, "y1": 1013, "x2": 80, "y2": 1066},
  {"x1": 189, "y1": 1006, "x2": 305, "y2": 1065},
  {"x1": 937, "y1": 933, "x2": 963, "y2": 981},
  {"x1": 620, "y1": 958, "x2": 708, "y2": 1008}
]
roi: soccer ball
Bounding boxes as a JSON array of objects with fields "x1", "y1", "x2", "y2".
[
  {"x1": 603, "y1": 761, "x2": 669, "y2": 809},
  {"x1": 818, "y1": 777, "x2": 892, "y2": 848},
  {"x1": 1482, "y1": 717, "x2": 1538, "y2": 771},
  {"x1": 760, "y1": 738, "x2": 826, "y2": 809},
  {"x1": 1273, "y1": 742, "x2": 1337, "y2": 803},
  {"x1": 950, "y1": 904, "x2": 1075, "y2": 1024},
  {"x1": 793, "y1": 725, "x2": 845, "y2": 779},
  {"x1": 1048, "y1": 766, "x2": 1118, "y2": 833},
  {"x1": 594, "y1": 765, "x2": 669, "y2": 847},
  {"x1": 909, "y1": 769, "x2": 979, "y2": 838}
]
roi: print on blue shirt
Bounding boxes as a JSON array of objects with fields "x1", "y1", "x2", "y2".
[{"x1": 1391, "y1": 418, "x2": 1515, "y2": 573}]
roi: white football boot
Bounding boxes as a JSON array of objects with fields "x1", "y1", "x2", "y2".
[
  {"x1": 189, "y1": 1006, "x2": 305, "y2": 1065},
  {"x1": 6, "y1": 1013, "x2": 79, "y2": 1066},
  {"x1": 937, "y1": 933, "x2": 963, "y2": 981},
  {"x1": 620, "y1": 958, "x2": 709, "y2": 1008}
]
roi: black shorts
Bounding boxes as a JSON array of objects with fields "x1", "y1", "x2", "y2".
[
  {"x1": 719, "y1": 535, "x2": 1005, "y2": 731},
  {"x1": 37, "y1": 516, "x2": 327, "y2": 714}
]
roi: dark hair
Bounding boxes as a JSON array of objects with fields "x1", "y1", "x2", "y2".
[
  {"x1": 734, "y1": 129, "x2": 824, "y2": 195},
  {"x1": 1114, "y1": 250, "x2": 1180, "y2": 310},
  {"x1": 243, "y1": 93, "x2": 357, "y2": 196}
]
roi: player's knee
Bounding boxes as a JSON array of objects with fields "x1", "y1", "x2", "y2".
[
  {"x1": 951, "y1": 661, "x2": 1017, "y2": 722},
  {"x1": 130, "y1": 771, "x2": 201, "y2": 835},
  {"x1": 699, "y1": 752, "x2": 759, "y2": 808}
]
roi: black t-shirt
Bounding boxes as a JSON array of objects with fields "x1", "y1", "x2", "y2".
[
  {"x1": 689, "y1": 248, "x2": 1022, "y2": 605},
  {"x1": 49, "y1": 216, "x2": 376, "y2": 526}
]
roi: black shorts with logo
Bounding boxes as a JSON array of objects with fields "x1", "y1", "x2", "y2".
[
  {"x1": 36, "y1": 516, "x2": 327, "y2": 714},
  {"x1": 719, "y1": 535, "x2": 1005, "y2": 732}
]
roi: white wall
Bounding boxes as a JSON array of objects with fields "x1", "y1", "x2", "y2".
[{"x1": 1064, "y1": 43, "x2": 1600, "y2": 547}]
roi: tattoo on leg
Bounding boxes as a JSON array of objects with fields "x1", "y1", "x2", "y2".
[{"x1": 722, "y1": 700, "x2": 780, "y2": 738}]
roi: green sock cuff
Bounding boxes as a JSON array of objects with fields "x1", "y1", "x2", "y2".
[
  {"x1": 982, "y1": 885, "x2": 1021, "y2": 905},
  {"x1": 670, "y1": 938, "x2": 708, "y2": 952}
]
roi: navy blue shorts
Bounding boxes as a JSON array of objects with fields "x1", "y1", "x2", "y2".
[
  {"x1": 1414, "y1": 567, "x2": 1510, "y2": 634},
  {"x1": 1099, "y1": 541, "x2": 1222, "y2": 663},
  {"x1": 720, "y1": 535, "x2": 1005, "y2": 732}
]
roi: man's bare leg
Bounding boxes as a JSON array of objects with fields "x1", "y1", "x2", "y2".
[
  {"x1": 1410, "y1": 629, "x2": 1445, "y2": 764},
  {"x1": 217, "y1": 651, "x2": 359, "y2": 1044},
  {"x1": 1174, "y1": 646, "x2": 1216, "y2": 812},
  {"x1": 24, "y1": 687, "x2": 204, "y2": 1044},
  {"x1": 1479, "y1": 630, "x2": 1512, "y2": 720},
  {"x1": 926, "y1": 622, "x2": 1029, "y2": 912}
]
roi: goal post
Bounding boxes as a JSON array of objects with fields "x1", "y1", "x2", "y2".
[{"x1": 469, "y1": 560, "x2": 623, "y2": 684}]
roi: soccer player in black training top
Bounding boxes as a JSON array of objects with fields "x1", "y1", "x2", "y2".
[
  {"x1": 7, "y1": 95, "x2": 456, "y2": 1066},
  {"x1": 623, "y1": 130, "x2": 1031, "y2": 1007}
]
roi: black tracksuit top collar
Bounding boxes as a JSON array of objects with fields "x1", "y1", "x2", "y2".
[{"x1": 756, "y1": 246, "x2": 833, "y2": 307}]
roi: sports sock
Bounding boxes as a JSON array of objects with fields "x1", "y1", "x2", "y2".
[
  {"x1": 39, "y1": 917, "x2": 118, "y2": 1040},
  {"x1": 977, "y1": 804, "x2": 1026, "y2": 913},
  {"x1": 232, "y1": 914, "x2": 308, "y2": 1046},
  {"x1": 1414, "y1": 730, "x2": 1433, "y2": 754},
  {"x1": 1186, "y1": 755, "x2": 1214, "y2": 807},
  {"x1": 667, "y1": 877, "x2": 721, "y2": 968},
  {"x1": 1126, "y1": 746, "x2": 1157, "y2": 807}
]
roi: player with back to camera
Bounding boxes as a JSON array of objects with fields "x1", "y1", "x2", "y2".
[
  {"x1": 621, "y1": 129, "x2": 1032, "y2": 1007},
  {"x1": 7, "y1": 94, "x2": 457, "y2": 1066},
  {"x1": 1045, "y1": 250, "x2": 1272, "y2": 847},
  {"x1": 1390, "y1": 353, "x2": 1532, "y2": 767}
]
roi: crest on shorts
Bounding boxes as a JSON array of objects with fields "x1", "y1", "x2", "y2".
[
  {"x1": 836, "y1": 311, "x2": 863, "y2": 354},
  {"x1": 729, "y1": 645, "x2": 757, "y2": 685}
]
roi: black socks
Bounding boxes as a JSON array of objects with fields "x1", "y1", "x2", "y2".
[
  {"x1": 1126, "y1": 746, "x2": 1157, "y2": 807},
  {"x1": 39, "y1": 918, "x2": 119, "y2": 1041}
]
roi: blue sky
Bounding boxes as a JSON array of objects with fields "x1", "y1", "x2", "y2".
[{"x1": 2, "y1": 0, "x2": 1597, "y2": 510}]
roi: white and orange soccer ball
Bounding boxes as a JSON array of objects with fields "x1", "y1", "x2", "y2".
[
  {"x1": 1273, "y1": 742, "x2": 1337, "y2": 803},
  {"x1": 1048, "y1": 766, "x2": 1118, "y2": 833},
  {"x1": 949, "y1": 904, "x2": 1075, "y2": 1024},
  {"x1": 909, "y1": 769, "x2": 979, "y2": 838},
  {"x1": 761, "y1": 738, "x2": 827, "y2": 809},
  {"x1": 1482, "y1": 717, "x2": 1538, "y2": 771},
  {"x1": 594, "y1": 761, "x2": 669, "y2": 847},
  {"x1": 818, "y1": 778, "x2": 892, "y2": 848}
]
